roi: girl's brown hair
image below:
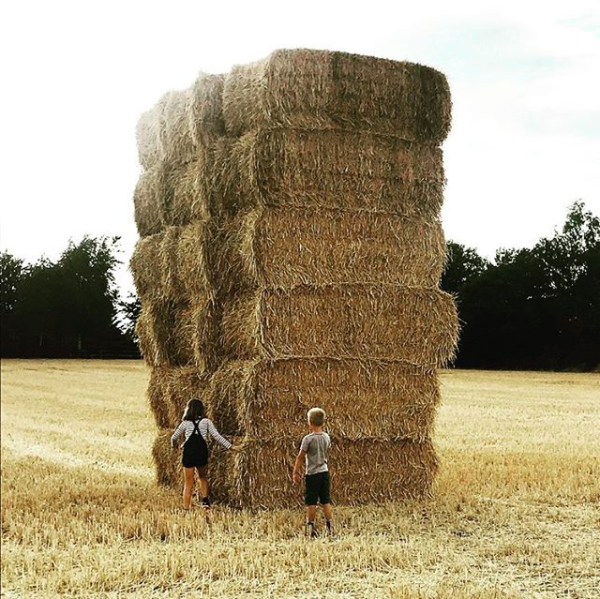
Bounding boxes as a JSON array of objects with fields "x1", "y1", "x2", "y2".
[{"x1": 183, "y1": 398, "x2": 206, "y2": 422}]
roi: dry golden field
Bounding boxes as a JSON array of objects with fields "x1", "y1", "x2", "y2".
[{"x1": 1, "y1": 360, "x2": 599, "y2": 599}]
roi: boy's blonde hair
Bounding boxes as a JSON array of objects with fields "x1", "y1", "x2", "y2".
[{"x1": 307, "y1": 407, "x2": 326, "y2": 427}]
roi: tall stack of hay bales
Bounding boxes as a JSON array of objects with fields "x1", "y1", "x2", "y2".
[
  {"x1": 131, "y1": 74, "x2": 226, "y2": 447},
  {"x1": 133, "y1": 49, "x2": 458, "y2": 509}
]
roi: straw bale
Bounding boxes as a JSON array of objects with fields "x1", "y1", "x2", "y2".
[
  {"x1": 136, "y1": 95, "x2": 167, "y2": 170},
  {"x1": 133, "y1": 167, "x2": 166, "y2": 237},
  {"x1": 218, "y1": 207, "x2": 446, "y2": 294},
  {"x1": 130, "y1": 233, "x2": 162, "y2": 300},
  {"x1": 134, "y1": 157, "x2": 215, "y2": 238},
  {"x1": 218, "y1": 128, "x2": 445, "y2": 218},
  {"x1": 166, "y1": 367, "x2": 212, "y2": 427},
  {"x1": 162, "y1": 90, "x2": 196, "y2": 164},
  {"x1": 188, "y1": 73, "x2": 226, "y2": 145},
  {"x1": 136, "y1": 299, "x2": 217, "y2": 369},
  {"x1": 222, "y1": 284, "x2": 459, "y2": 367},
  {"x1": 131, "y1": 222, "x2": 214, "y2": 303},
  {"x1": 147, "y1": 367, "x2": 171, "y2": 429},
  {"x1": 208, "y1": 358, "x2": 439, "y2": 441},
  {"x1": 153, "y1": 431, "x2": 437, "y2": 508},
  {"x1": 176, "y1": 220, "x2": 217, "y2": 299},
  {"x1": 223, "y1": 49, "x2": 451, "y2": 143}
]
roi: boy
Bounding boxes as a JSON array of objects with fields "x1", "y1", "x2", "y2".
[{"x1": 292, "y1": 407, "x2": 333, "y2": 537}]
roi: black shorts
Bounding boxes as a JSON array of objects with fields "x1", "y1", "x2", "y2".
[
  {"x1": 304, "y1": 471, "x2": 331, "y2": 506},
  {"x1": 182, "y1": 445, "x2": 209, "y2": 469}
]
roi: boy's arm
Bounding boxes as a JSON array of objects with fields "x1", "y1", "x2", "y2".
[{"x1": 293, "y1": 450, "x2": 306, "y2": 483}]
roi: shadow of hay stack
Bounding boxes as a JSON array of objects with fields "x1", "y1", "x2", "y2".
[{"x1": 132, "y1": 49, "x2": 458, "y2": 509}]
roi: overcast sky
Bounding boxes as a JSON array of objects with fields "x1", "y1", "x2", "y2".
[{"x1": 1, "y1": 0, "x2": 599, "y2": 295}]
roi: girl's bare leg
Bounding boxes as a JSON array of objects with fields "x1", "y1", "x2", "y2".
[
  {"x1": 196, "y1": 466, "x2": 209, "y2": 499},
  {"x1": 183, "y1": 467, "x2": 195, "y2": 509}
]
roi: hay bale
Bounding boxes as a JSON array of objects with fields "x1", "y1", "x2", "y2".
[
  {"x1": 134, "y1": 158, "x2": 215, "y2": 238},
  {"x1": 130, "y1": 233, "x2": 162, "y2": 300},
  {"x1": 131, "y1": 222, "x2": 214, "y2": 303},
  {"x1": 222, "y1": 284, "x2": 458, "y2": 367},
  {"x1": 216, "y1": 128, "x2": 445, "y2": 218},
  {"x1": 188, "y1": 73, "x2": 226, "y2": 145},
  {"x1": 208, "y1": 358, "x2": 439, "y2": 441},
  {"x1": 136, "y1": 95, "x2": 168, "y2": 170},
  {"x1": 133, "y1": 167, "x2": 166, "y2": 237},
  {"x1": 166, "y1": 367, "x2": 212, "y2": 427},
  {"x1": 153, "y1": 431, "x2": 437, "y2": 508},
  {"x1": 146, "y1": 367, "x2": 213, "y2": 431},
  {"x1": 136, "y1": 78, "x2": 225, "y2": 171},
  {"x1": 176, "y1": 220, "x2": 218, "y2": 299},
  {"x1": 217, "y1": 207, "x2": 446, "y2": 294},
  {"x1": 136, "y1": 299, "x2": 217, "y2": 369},
  {"x1": 147, "y1": 367, "x2": 171, "y2": 429},
  {"x1": 162, "y1": 90, "x2": 196, "y2": 164},
  {"x1": 223, "y1": 49, "x2": 451, "y2": 142}
]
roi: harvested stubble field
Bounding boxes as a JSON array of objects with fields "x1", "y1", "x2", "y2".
[{"x1": 1, "y1": 361, "x2": 599, "y2": 599}]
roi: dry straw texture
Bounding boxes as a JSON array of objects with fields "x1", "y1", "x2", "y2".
[
  {"x1": 153, "y1": 431, "x2": 438, "y2": 508},
  {"x1": 131, "y1": 221, "x2": 215, "y2": 302},
  {"x1": 133, "y1": 157, "x2": 215, "y2": 237},
  {"x1": 208, "y1": 358, "x2": 439, "y2": 441},
  {"x1": 218, "y1": 207, "x2": 446, "y2": 293},
  {"x1": 147, "y1": 367, "x2": 212, "y2": 429},
  {"x1": 136, "y1": 298, "x2": 218, "y2": 370},
  {"x1": 217, "y1": 128, "x2": 445, "y2": 218},
  {"x1": 222, "y1": 284, "x2": 458, "y2": 367},
  {"x1": 136, "y1": 74, "x2": 225, "y2": 170},
  {"x1": 223, "y1": 49, "x2": 451, "y2": 143}
]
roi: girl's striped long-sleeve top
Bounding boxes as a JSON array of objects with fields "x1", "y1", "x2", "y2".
[{"x1": 171, "y1": 418, "x2": 232, "y2": 449}]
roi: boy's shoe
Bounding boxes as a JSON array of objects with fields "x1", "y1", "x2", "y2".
[
  {"x1": 325, "y1": 521, "x2": 334, "y2": 536},
  {"x1": 306, "y1": 522, "x2": 318, "y2": 539},
  {"x1": 201, "y1": 496, "x2": 211, "y2": 510}
]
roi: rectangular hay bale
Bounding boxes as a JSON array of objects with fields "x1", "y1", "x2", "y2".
[
  {"x1": 218, "y1": 207, "x2": 446, "y2": 293},
  {"x1": 217, "y1": 128, "x2": 445, "y2": 218},
  {"x1": 136, "y1": 74, "x2": 225, "y2": 169},
  {"x1": 136, "y1": 298, "x2": 218, "y2": 370},
  {"x1": 133, "y1": 157, "x2": 214, "y2": 238},
  {"x1": 153, "y1": 431, "x2": 438, "y2": 508},
  {"x1": 131, "y1": 222, "x2": 215, "y2": 303},
  {"x1": 222, "y1": 284, "x2": 458, "y2": 367},
  {"x1": 223, "y1": 49, "x2": 451, "y2": 143},
  {"x1": 208, "y1": 358, "x2": 439, "y2": 441}
]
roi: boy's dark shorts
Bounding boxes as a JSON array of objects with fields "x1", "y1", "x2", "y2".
[{"x1": 304, "y1": 471, "x2": 331, "y2": 505}]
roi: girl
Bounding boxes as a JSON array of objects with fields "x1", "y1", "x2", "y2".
[{"x1": 171, "y1": 397, "x2": 235, "y2": 510}]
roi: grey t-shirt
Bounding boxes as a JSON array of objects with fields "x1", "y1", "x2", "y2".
[{"x1": 300, "y1": 432, "x2": 331, "y2": 476}]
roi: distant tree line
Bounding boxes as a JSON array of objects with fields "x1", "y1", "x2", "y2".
[
  {"x1": 1, "y1": 202, "x2": 598, "y2": 370},
  {"x1": 442, "y1": 201, "x2": 599, "y2": 370},
  {"x1": 1, "y1": 237, "x2": 138, "y2": 358}
]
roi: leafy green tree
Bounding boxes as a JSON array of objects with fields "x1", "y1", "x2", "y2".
[
  {"x1": 2, "y1": 236, "x2": 137, "y2": 357},
  {"x1": 455, "y1": 201, "x2": 599, "y2": 370},
  {"x1": 441, "y1": 242, "x2": 489, "y2": 294}
]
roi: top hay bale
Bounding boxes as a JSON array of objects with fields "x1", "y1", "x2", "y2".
[
  {"x1": 223, "y1": 49, "x2": 451, "y2": 143},
  {"x1": 136, "y1": 73, "x2": 225, "y2": 170}
]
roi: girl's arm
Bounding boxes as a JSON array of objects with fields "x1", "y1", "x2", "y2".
[
  {"x1": 205, "y1": 419, "x2": 233, "y2": 449},
  {"x1": 171, "y1": 422, "x2": 186, "y2": 448}
]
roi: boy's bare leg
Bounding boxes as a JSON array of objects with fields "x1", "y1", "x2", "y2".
[
  {"x1": 182, "y1": 467, "x2": 194, "y2": 510},
  {"x1": 322, "y1": 503, "x2": 333, "y2": 534},
  {"x1": 306, "y1": 505, "x2": 317, "y2": 522}
]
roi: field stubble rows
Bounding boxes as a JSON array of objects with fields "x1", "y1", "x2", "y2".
[{"x1": 1, "y1": 360, "x2": 599, "y2": 598}]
